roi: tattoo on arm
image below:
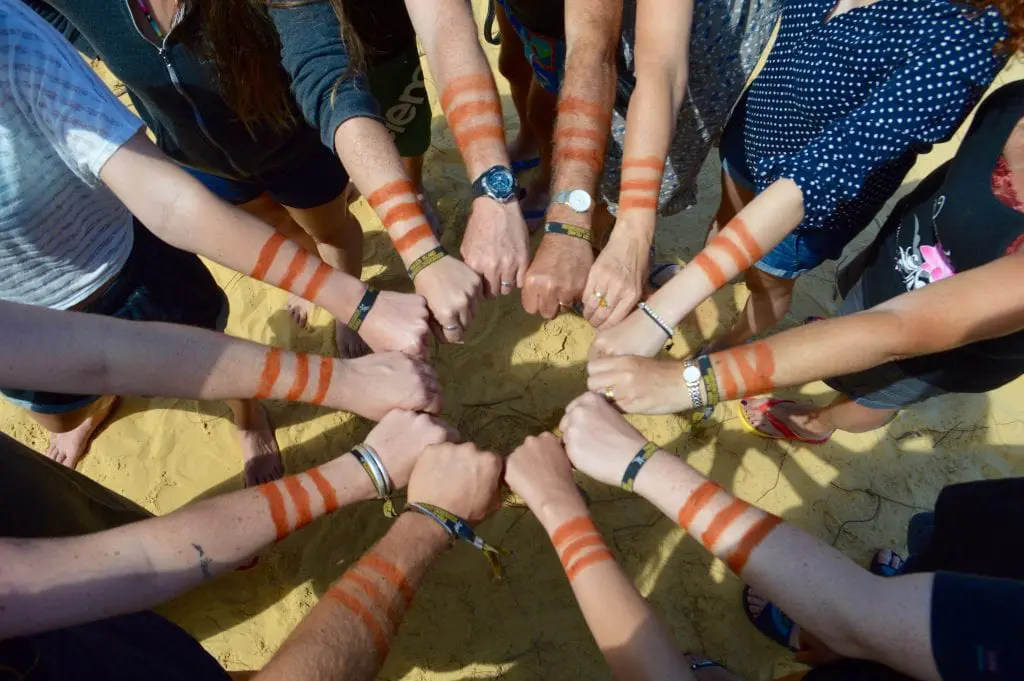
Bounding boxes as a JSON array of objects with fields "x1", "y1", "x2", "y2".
[
  {"x1": 550, "y1": 517, "x2": 615, "y2": 581},
  {"x1": 257, "y1": 469, "x2": 342, "y2": 541},
  {"x1": 709, "y1": 341, "x2": 776, "y2": 400},
  {"x1": 692, "y1": 218, "x2": 767, "y2": 289},
  {"x1": 367, "y1": 180, "x2": 435, "y2": 257},
  {"x1": 192, "y1": 543, "x2": 213, "y2": 579},
  {"x1": 253, "y1": 347, "x2": 335, "y2": 405}
]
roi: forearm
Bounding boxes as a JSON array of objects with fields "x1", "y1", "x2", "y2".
[
  {"x1": 633, "y1": 453, "x2": 939, "y2": 680},
  {"x1": 647, "y1": 180, "x2": 804, "y2": 324},
  {"x1": 405, "y1": 0, "x2": 509, "y2": 179},
  {"x1": 0, "y1": 454, "x2": 376, "y2": 640},
  {"x1": 335, "y1": 118, "x2": 443, "y2": 273},
  {"x1": 535, "y1": 495, "x2": 691, "y2": 681},
  {"x1": 256, "y1": 513, "x2": 449, "y2": 681}
]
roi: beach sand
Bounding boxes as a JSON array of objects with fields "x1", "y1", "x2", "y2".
[{"x1": 3, "y1": 10, "x2": 1023, "y2": 680}]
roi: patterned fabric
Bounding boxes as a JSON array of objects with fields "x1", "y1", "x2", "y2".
[
  {"x1": 992, "y1": 154, "x2": 1024, "y2": 213},
  {"x1": 744, "y1": 0, "x2": 1008, "y2": 231},
  {"x1": 601, "y1": 0, "x2": 782, "y2": 217},
  {"x1": 0, "y1": 0, "x2": 142, "y2": 309},
  {"x1": 495, "y1": 0, "x2": 565, "y2": 94}
]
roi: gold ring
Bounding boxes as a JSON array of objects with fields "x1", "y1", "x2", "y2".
[{"x1": 603, "y1": 388, "x2": 615, "y2": 401}]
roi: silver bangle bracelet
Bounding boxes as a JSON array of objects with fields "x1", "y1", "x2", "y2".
[
  {"x1": 637, "y1": 302, "x2": 674, "y2": 339},
  {"x1": 352, "y1": 443, "x2": 393, "y2": 499}
]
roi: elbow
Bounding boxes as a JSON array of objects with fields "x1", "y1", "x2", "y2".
[
  {"x1": 634, "y1": 60, "x2": 688, "y2": 113},
  {"x1": 567, "y1": 36, "x2": 617, "y2": 73}
]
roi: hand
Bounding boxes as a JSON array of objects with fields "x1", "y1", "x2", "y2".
[
  {"x1": 589, "y1": 306, "x2": 669, "y2": 360},
  {"x1": 363, "y1": 410, "x2": 459, "y2": 490},
  {"x1": 359, "y1": 290, "x2": 431, "y2": 359},
  {"x1": 559, "y1": 392, "x2": 648, "y2": 488},
  {"x1": 334, "y1": 353, "x2": 443, "y2": 419},
  {"x1": 461, "y1": 198, "x2": 530, "y2": 298},
  {"x1": 583, "y1": 227, "x2": 651, "y2": 329},
  {"x1": 406, "y1": 442, "x2": 503, "y2": 523},
  {"x1": 504, "y1": 433, "x2": 584, "y2": 524},
  {"x1": 587, "y1": 356, "x2": 691, "y2": 415},
  {"x1": 414, "y1": 256, "x2": 483, "y2": 344},
  {"x1": 522, "y1": 234, "x2": 594, "y2": 319}
]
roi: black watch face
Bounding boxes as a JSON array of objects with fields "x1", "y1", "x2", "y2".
[{"x1": 486, "y1": 167, "x2": 515, "y2": 198}]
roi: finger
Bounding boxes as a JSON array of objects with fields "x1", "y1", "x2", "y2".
[
  {"x1": 588, "y1": 291, "x2": 614, "y2": 329},
  {"x1": 423, "y1": 390, "x2": 444, "y2": 414},
  {"x1": 600, "y1": 295, "x2": 634, "y2": 330},
  {"x1": 440, "y1": 318, "x2": 465, "y2": 344},
  {"x1": 558, "y1": 410, "x2": 570, "y2": 436},
  {"x1": 520, "y1": 284, "x2": 540, "y2": 315},
  {"x1": 580, "y1": 275, "x2": 601, "y2": 321},
  {"x1": 586, "y1": 372, "x2": 612, "y2": 393},
  {"x1": 516, "y1": 253, "x2": 528, "y2": 289},
  {"x1": 456, "y1": 297, "x2": 475, "y2": 329},
  {"x1": 538, "y1": 290, "x2": 561, "y2": 320},
  {"x1": 480, "y1": 265, "x2": 501, "y2": 300},
  {"x1": 427, "y1": 317, "x2": 448, "y2": 344},
  {"x1": 498, "y1": 263, "x2": 518, "y2": 297},
  {"x1": 587, "y1": 356, "x2": 621, "y2": 375}
]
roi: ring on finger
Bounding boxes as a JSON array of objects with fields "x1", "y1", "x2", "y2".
[
  {"x1": 593, "y1": 291, "x2": 609, "y2": 308},
  {"x1": 500, "y1": 280, "x2": 515, "y2": 288},
  {"x1": 443, "y1": 323, "x2": 461, "y2": 331},
  {"x1": 603, "y1": 387, "x2": 615, "y2": 401}
]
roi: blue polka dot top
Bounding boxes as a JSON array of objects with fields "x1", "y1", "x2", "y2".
[{"x1": 743, "y1": 0, "x2": 1009, "y2": 231}]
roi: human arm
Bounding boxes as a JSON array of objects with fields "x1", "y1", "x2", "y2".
[
  {"x1": 268, "y1": 2, "x2": 482, "y2": 342},
  {"x1": 505, "y1": 434, "x2": 693, "y2": 681},
  {"x1": 583, "y1": 0, "x2": 693, "y2": 329},
  {"x1": 402, "y1": 0, "x2": 530, "y2": 298},
  {"x1": 0, "y1": 299, "x2": 441, "y2": 419},
  {"x1": 0, "y1": 411, "x2": 455, "y2": 641},
  {"x1": 587, "y1": 250, "x2": 1024, "y2": 413},
  {"x1": 560, "y1": 393, "x2": 942, "y2": 680},
  {"x1": 521, "y1": 0, "x2": 622, "y2": 319},
  {"x1": 255, "y1": 440, "x2": 504, "y2": 681}
]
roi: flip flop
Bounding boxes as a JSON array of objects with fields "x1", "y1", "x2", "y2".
[
  {"x1": 511, "y1": 156, "x2": 541, "y2": 174},
  {"x1": 739, "y1": 398, "x2": 833, "y2": 445},
  {"x1": 648, "y1": 262, "x2": 682, "y2": 290},
  {"x1": 683, "y1": 653, "x2": 728, "y2": 672},
  {"x1": 742, "y1": 585, "x2": 801, "y2": 652},
  {"x1": 869, "y1": 548, "x2": 905, "y2": 577}
]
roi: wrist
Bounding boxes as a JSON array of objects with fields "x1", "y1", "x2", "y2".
[
  {"x1": 320, "y1": 273, "x2": 368, "y2": 323},
  {"x1": 397, "y1": 510, "x2": 452, "y2": 552},
  {"x1": 536, "y1": 494, "x2": 591, "y2": 534},
  {"x1": 546, "y1": 202, "x2": 593, "y2": 230},
  {"x1": 321, "y1": 451, "x2": 377, "y2": 504},
  {"x1": 398, "y1": 235, "x2": 443, "y2": 266}
]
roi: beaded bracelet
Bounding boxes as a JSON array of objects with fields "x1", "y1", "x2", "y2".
[
  {"x1": 405, "y1": 501, "x2": 511, "y2": 579},
  {"x1": 543, "y1": 221, "x2": 592, "y2": 242},
  {"x1": 621, "y1": 441, "x2": 659, "y2": 492},
  {"x1": 351, "y1": 443, "x2": 397, "y2": 517},
  {"x1": 347, "y1": 286, "x2": 379, "y2": 332},
  {"x1": 407, "y1": 245, "x2": 448, "y2": 279},
  {"x1": 637, "y1": 301, "x2": 674, "y2": 339}
]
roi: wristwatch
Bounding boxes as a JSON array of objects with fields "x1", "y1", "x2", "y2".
[
  {"x1": 553, "y1": 188, "x2": 593, "y2": 213},
  {"x1": 682, "y1": 360, "x2": 704, "y2": 411},
  {"x1": 471, "y1": 165, "x2": 518, "y2": 203}
]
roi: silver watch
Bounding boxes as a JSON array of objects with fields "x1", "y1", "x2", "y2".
[
  {"x1": 682, "y1": 361, "x2": 704, "y2": 411},
  {"x1": 553, "y1": 189, "x2": 593, "y2": 213}
]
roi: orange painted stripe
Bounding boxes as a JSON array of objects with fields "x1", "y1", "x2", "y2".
[
  {"x1": 343, "y1": 571, "x2": 404, "y2": 630},
  {"x1": 551, "y1": 516, "x2": 598, "y2": 548},
  {"x1": 301, "y1": 262, "x2": 331, "y2": 302},
  {"x1": 692, "y1": 251, "x2": 728, "y2": 289},
  {"x1": 255, "y1": 348, "x2": 282, "y2": 400},
  {"x1": 382, "y1": 202, "x2": 425, "y2": 229},
  {"x1": 729, "y1": 342, "x2": 776, "y2": 396},
  {"x1": 726, "y1": 514, "x2": 782, "y2": 574},
  {"x1": 677, "y1": 481, "x2": 722, "y2": 530},
  {"x1": 565, "y1": 547, "x2": 615, "y2": 581},
  {"x1": 558, "y1": 127, "x2": 606, "y2": 143},
  {"x1": 440, "y1": 74, "x2": 495, "y2": 113},
  {"x1": 619, "y1": 179, "x2": 661, "y2": 192},
  {"x1": 622, "y1": 156, "x2": 664, "y2": 172},
  {"x1": 447, "y1": 99, "x2": 502, "y2": 130},
  {"x1": 554, "y1": 147, "x2": 602, "y2": 173},
  {"x1": 306, "y1": 468, "x2": 339, "y2": 513},
  {"x1": 701, "y1": 499, "x2": 749, "y2": 550},
  {"x1": 367, "y1": 179, "x2": 415, "y2": 209},
  {"x1": 279, "y1": 249, "x2": 308, "y2": 294},
  {"x1": 393, "y1": 224, "x2": 434, "y2": 254},
  {"x1": 619, "y1": 196, "x2": 659, "y2": 211},
  {"x1": 311, "y1": 356, "x2": 333, "y2": 406},
  {"x1": 557, "y1": 97, "x2": 611, "y2": 125},
  {"x1": 712, "y1": 233, "x2": 751, "y2": 272},
  {"x1": 752, "y1": 342, "x2": 776, "y2": 394},
  {"x1": 326, "y1": 585, "x2": 390, "y2": 659},
  {"x1": 258, "y1": 481, "x2": 290, "y2": 540},
  {"x1": 284, "y1": 353, "x2": 309, "y2": 402},
  {"x1": 454, "y1": 124, "x2": 505, "y2": 151},
  {"x1": 283, "y1": 475, "x2": 313, "y2": 530},
  {"x1": 359, "y1": 554, "x2": 415, "y2": 608},
  {"x1": 729, "y1": 218, "x2": 763, "y2": 262},
  {"x1": 558, "y1": 534, "x2": 606, "y2": 569},
  {"x1": 713, "y1": 355, "x2": 740, "y2": 401},
  {"x1": 250, "y1": 233, "x2": 285, "y2": 281}
]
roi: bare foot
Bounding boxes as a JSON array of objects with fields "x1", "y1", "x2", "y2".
[
  {"x1": 740, "y1": 398, "x2": 834, "y2": 441},
  {"x1": 44, "y1": 395, "x2": 119, "y2": 468},
  {"x1": 335, "y1": 319, "x2": 371, "y2": 360},
  {"x1": 682, "y1": 654, "x2": 742, "y2": 681},
  {"x1": 286, "y1": 294, "x2": 316, "y2": 329},
  {"x1": 233, "y1": 401, "x2": 284, "y2": 486}
]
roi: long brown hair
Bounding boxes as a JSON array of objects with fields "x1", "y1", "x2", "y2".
[
  {"x1": 967, "y1": 0, "x2": 1024, "y2": 54},
  {"x1": 177, "y1": 0, "x2": 296, "y2": 133}
]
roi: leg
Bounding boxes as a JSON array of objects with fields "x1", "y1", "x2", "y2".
[
  {"x1": 495, "y1": 3, "x2": 539, "y2": 165},
  {"x1": 25, "y1": 395, "x2": 120, "y2": 469},
  {"x1": 402, "y1": 154, "x2": 441, "y2": 238},
  {"x1": 520, "y1": 78, "x2": 559, "y2": 224},
  {"x1": 226, "y1": 399, "x2": 284, "y2": 486},
  {"x1": 740, "y1": 394, "x2": 898, "y2": 441},
  {"x1": 709, "y1": 267, "x2": 797, "y2": 351}
]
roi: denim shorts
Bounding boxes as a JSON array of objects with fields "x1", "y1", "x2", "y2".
[
  {"x1": 495, "y1": 0, "x2": 566, "y2": 94},
  {"x1": 719, "y1": 97, "x2": 857, "y2": 279}
]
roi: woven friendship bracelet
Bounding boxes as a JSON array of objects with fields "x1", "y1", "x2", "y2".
[
  {"x1": 696, "y1": 354, "x2": 720, "y2": 407},
  {"x1": 407, "y1": 245, "x2": 447, "y2": 279},
  {"x1": 544, "y1": 221, "x2": 592, "y2": 242},
  {"x1": 405, "y1": 501, "x2": 512, "y2": 579},
  {"x1": 621, "y1": 441, "x2": 659, "y2": 492},
  {"x1": 352, "y1": 444, "x2": 397, "y2": 518},
  {"x1": 637, "y1": 301, "x2": 674, "y2": 339},
  {"x1": 347, "y1": 287, "x2": 379, "y2": 332}
]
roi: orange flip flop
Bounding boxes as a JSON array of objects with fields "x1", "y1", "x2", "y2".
[{"x1": 739, "y1": 398, "x2": 832, "y2": 445}]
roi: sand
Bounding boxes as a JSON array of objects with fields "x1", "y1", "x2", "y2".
[{"x1": 3, "y1": 9, "x2": 1024, "y2": 680}]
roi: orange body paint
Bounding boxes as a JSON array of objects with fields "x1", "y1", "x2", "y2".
[
  {"x1": 728, "y1": 219, "x2": 764, "y2": 262},
  {"x1": 554, "y1": 147, "x2": 603, "y2": 173},
  {"x1": 310, "y1": 356, "x2": 333, "y2": 407},
  {"x1": 558, "y1": 127, "x2": 606, "y2": 143},
  {"x1": 382, "y1": 202, "x2": 425, "y2": 229},
  {"x1": 368, "y1": 179, "x2": 415, "y2": 209},
  {"x1": 342, "y1": 571, "x2": 404, "y2": 630},
  {"x1": 551, "y1": 517, "x2": 597, "y2": 547},
  {"x1": 255, "y1": 348, "x2": 282, "y2": 400},
  {"x1": 447, "y1": 99, "x2": 502, "y2": 130},
  {"x1": 392, "y1": 224, "x2": 434, "y2": 255},
  {"x1": 306, "y1": 467, "x2": 339, "y2": 513},
  {"x1": 692, "y1": 251, "x2": 728, "y2": 289},
  {"x1": 619, "y1": 196, "x2": 659, "y2": 211},
  {"x1": 677, "y1": 481, "x2": 722, "y2": 531},
  {"x1": 250, "y1": 233, "x2": 285, "y2": 281},
  {"x1": 621, "y1": 156, "x2": 665, "y2": 173},
  {"x1": 279, "y1": 249, "x2": 308, "y2": 294},
  {"x1": 565, "y1": 547, "x2": 615, "y2": 581},
  {"x1": 439, "y1": 74, "x2": 494, "y2": 113},
  {"x1": 559, "y1": 534, "x2": 607, "y2": 569},
  {"x1": 258, "y1": 481, "x2": 290, "y2": 540},
  {"x1": 285, "y1": 353, "x2": 309, "y2": 401},
  {"x1": 619, "y1": 179, "x2": 662, "y2": 192},
  {"x1": 557, "y1": 97, "x2": 611, "y2": 126},
  {"x1": 712, "y1": 233, "x2": 752, "y2": 272},
  {"x1": 326, "y1": 586, "x2": 390, "y2": 659},
  {"x1": 359, "y1": 554, "x2": 416, "y2": 608},
  {"x1": 713, "y1": 356, "x2": 740, "y2": 402},
  {"x1": 725, "y1": 515, "x2": 782, "y2": 574},
  {"x1": 283, "y1": 476, "x2": 313, "y2": 530},
  {"x1": 454, "y1": 124, "x2": 505, "y2": 151},
  {"x1": 301, "y1": 262, "x2": 331, "y2": 302},
  {"x1": 718, "y1": 342, "x2": 775, "y2": 398},
  {"x1": 701, "y1": 499, "x2": 748, "y2": 549}
]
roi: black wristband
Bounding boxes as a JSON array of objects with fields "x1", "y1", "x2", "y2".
[
  {"x1": 407, "y1": 245, "x2": 447, "y2": 279},
  {"x1": 621, "y1": 441, "x2": 659, "y2": 492},
  {"x1": 696, "y1": 354, "x2": 719, "y2": 406},
  {"x1": 347, "y1": 286, "x2": 379, "y2": 332},
  {"x1": 543, "y1": 221, "x2": 591, "y2": 242}
]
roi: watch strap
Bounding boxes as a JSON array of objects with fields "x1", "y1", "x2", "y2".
[{"x1": 683, "y1": 360, "x2": 704, "y2": 411}]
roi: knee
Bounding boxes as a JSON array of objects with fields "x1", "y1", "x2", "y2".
[
  {"x1": 526, "y1": 86, "x2": 557, "y2": 134},
  {"x1": 745, "y1": 269, "x2": 796, "y2": 303},
  {"x1": 497, "y1": 43, "x2": 530, "y2": 82}
]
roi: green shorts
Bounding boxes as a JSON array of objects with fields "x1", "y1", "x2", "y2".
[{"x1": 367, "y1": 45, "x2": 431, "y2": 158}]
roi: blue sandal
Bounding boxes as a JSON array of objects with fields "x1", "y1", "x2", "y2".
[
  {"x1": 742, "y1": 585, "x2": 800, "y2": 652},
  {"x1": 869, "y1": 548, "x2": 905, "y2": 577},
  {"x1": 511, "y1": 156, "x2": 541, "y2": 174}
]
